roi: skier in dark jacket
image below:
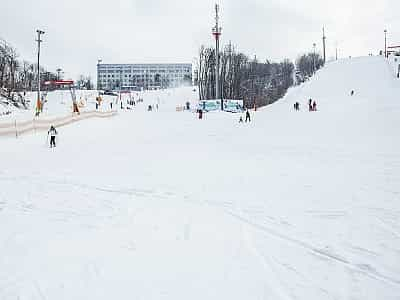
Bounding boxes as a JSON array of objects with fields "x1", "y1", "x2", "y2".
[
  {"x1": 245, "y1": 109, "x2": 251, "y2": 122},
  {"x1": 48, "y1": 125, "x2": 58, "y2": 148}
]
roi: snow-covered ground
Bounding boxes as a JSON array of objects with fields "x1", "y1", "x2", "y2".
[{"x1": 0, "y1": 56, "x2": 399, "y2": 300}]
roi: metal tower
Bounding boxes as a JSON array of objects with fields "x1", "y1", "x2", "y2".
[{"x1": 212, "y1": 4, "x2": 222, "y2": 100}]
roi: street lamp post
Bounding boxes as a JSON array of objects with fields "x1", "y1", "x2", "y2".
[
  {"x1": 335, "y1": 41, "x2": 338, "y2": 60},
  {"x1": 36, "y1": 29, "x2": 45, "y2": 115},
  {"x1": 384, "y1": 29, "x2": 387, "y2": 58}
]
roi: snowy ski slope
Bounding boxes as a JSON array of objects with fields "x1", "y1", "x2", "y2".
[{"x1": 0, "y1": 56, "x2": 399, "y2": 300}]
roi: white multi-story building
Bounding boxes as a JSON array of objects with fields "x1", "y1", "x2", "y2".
[{"x1": 97, "y1": 63, "x2": 192, "y2": 91}]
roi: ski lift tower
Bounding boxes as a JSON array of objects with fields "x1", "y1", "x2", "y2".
[
  {"x1": 212, "y1": 4, "x2": 222, "y2": 102},
  {"x1": 44, "y1": 80, "x2": 80, "y2": 114}
]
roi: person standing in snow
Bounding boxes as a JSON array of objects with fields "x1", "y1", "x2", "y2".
[
  {"x1": 198, "y1": 109, "x2": 203, "y2": 119},
  {"x1": 110, "y1": 102, "x2": 113, "y2": 110},
  {"x1": 312, "y1": 101, "x2": 317, "y2": 111},
  {"x1": 47, "y1": 125, "x2": 58, "y2": 148},
  {"x1": 308, "y1": 99, "x2": 312, "y2": 111},
  {"x1": 245, "y1": 109, "x2": 251, "y2": 122}
]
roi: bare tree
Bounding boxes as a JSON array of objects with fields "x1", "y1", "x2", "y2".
[
  {"x1": 198, "y1": 43, "x2": 295, "y2": 108},
  {"x1": 295, "y1": 52, "x2": 324, "y2": 83},
  {"x1": 0, "y1": 38, "x2": 58, "y2": 108}
]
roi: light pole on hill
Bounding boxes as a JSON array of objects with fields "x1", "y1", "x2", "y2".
[
  {"x1": 384, "y1": 29, "x2": 387, "y2": 58},
  {"x1": 322, "y1": 27, "x2": 326, "y2": 64},
  {"x1": 36, "y1": 29, "x2": 45, "y2": 115},
  {"x1": 335, "y1": 41, "x2": 338, "y2": 60}
]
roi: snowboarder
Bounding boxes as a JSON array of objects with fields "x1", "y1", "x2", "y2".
[
  {"x1": 245, "y1": 109, "x2": 251, "y2": 122},
  {"x1": 47, "y1": 125, "x2": 58, "y2": 148}
]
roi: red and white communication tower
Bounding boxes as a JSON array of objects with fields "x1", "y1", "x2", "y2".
[{"x1": 212, "y1": 3, "x2": 222, "y2": 100}]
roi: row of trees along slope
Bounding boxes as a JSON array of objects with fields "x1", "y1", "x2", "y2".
[
  {"x1": 197, "y1": 43, "x2": 324, "y2": 109},
  {"x1": 0, "y1": 37, "x2": 94, "y2": 110},
  {"x1": 0, "y1": 38, "x2": 60, "y2": 108}
]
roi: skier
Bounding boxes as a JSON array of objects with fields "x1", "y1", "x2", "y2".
[
  {"x1": 312, "y1": 101, "x2": 317, "y2": 111},
  {"x1": 239, "y1": 116, "x2": 243, "y2": 123},
  {"x1": 198, "y1": 109, "x2": 203, "y2": 119},
  {"x1": 245, "y1": 109, "x2": 251, "y2": 122},
  {"x1": 350, "y1": 90, "x2": 354, "y2": 96},
  {"x1": 308, "y1": 99, "x2": 313, "y2": 111},
  {"x1": 110, "y1": 102, "x2": 113, "y2": 110},
  {"x1": 47, "y1": 125, "x2": 58, "y2": 148}
]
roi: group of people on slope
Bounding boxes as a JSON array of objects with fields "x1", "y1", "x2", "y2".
[
  {"x1": 293, "y1": 99, "x2": 317, "y2": 112},
  {"x1": 197, "y1": 108, "x2": 251, "y2": 123},
  {"x1": 294, "y1": 90, "x2": 356, "y2": 112},
  {"x1": 239, "y1": 109, "x2": 251, "y2": 123},
  {"x1": 147, "y1": 104, "x2": 159, "y2": 111}
]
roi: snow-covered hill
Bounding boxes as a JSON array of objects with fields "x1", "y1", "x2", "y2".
[{"x1": 0, "y1": 56, "x2": 399, "y2": 300}]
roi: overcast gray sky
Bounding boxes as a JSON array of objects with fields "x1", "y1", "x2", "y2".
[{"x1": 1, "y1": 0, "x2": 399, "y2": 81}]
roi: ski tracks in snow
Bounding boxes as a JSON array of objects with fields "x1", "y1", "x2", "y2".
[
  {"x1": 233, "y1": 197, "x2": 294, "y2": 300},
  {"x1": 222, "y1": 206, "x2": 400, "y2": 288}
]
